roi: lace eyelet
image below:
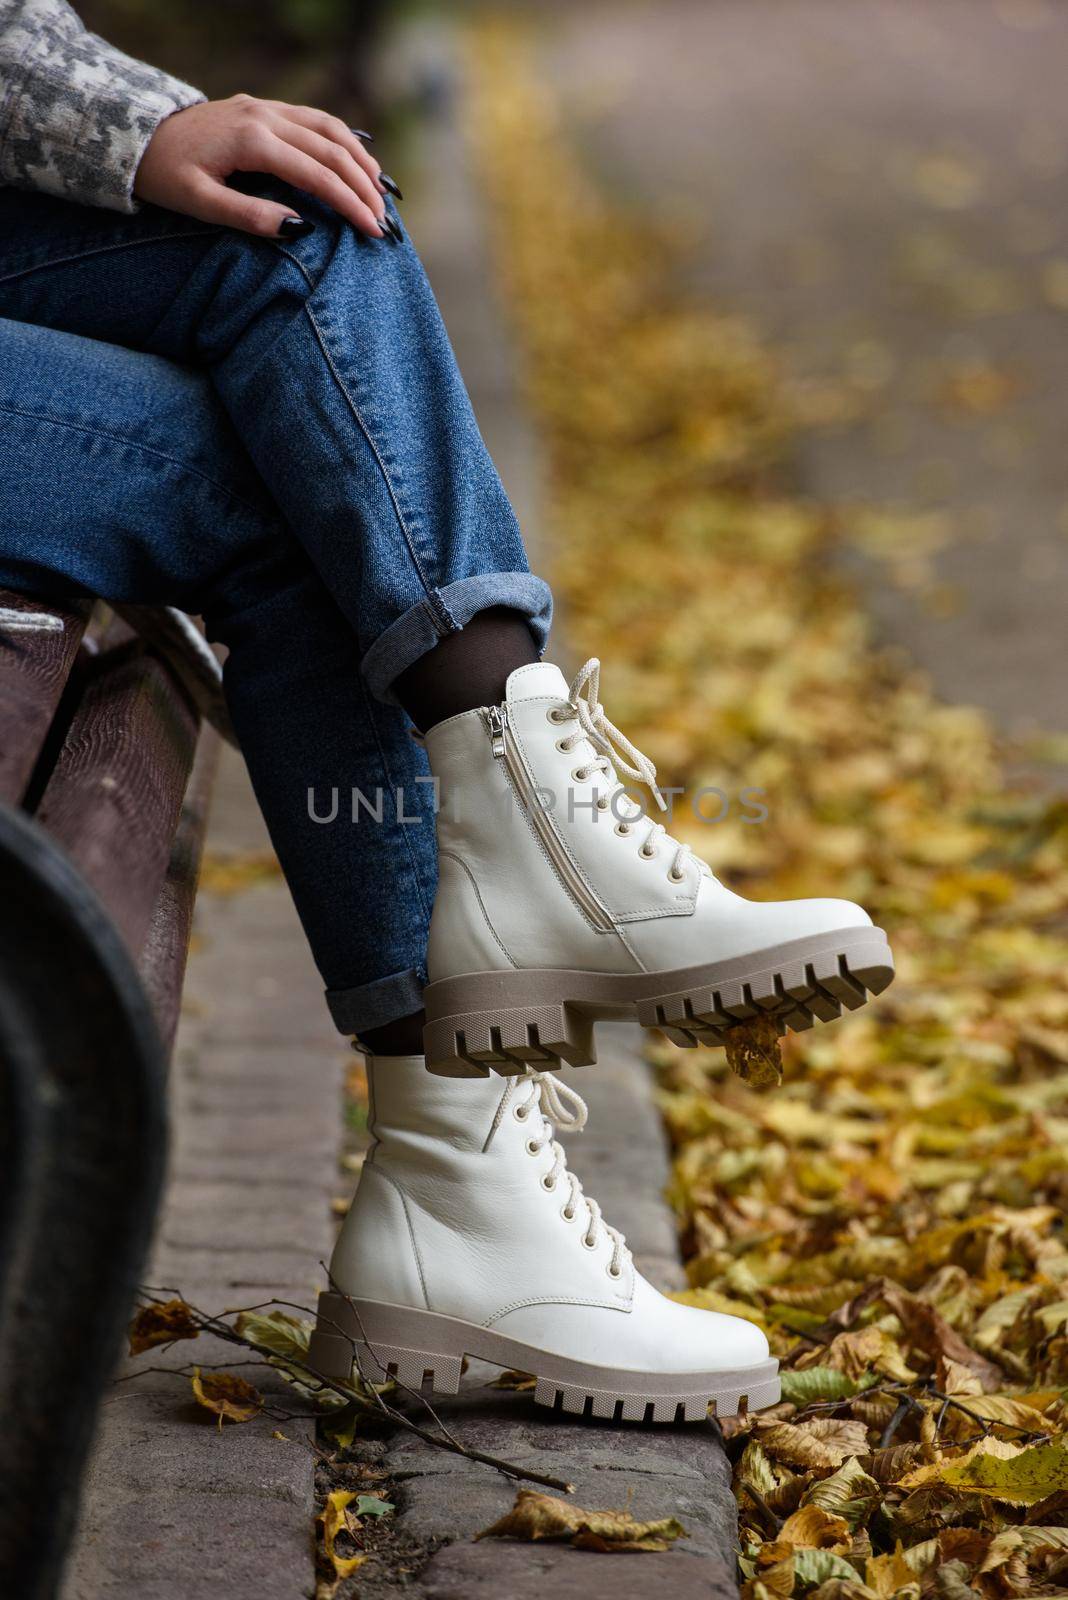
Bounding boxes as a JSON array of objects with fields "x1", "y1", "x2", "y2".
[
  {"x1": 580, "y1": 1233, "x2": 598, "y2": 1251},
  {"x1": 541, "y1": 1174, "x2": 556, "y2": 1192},
  {"x1": 547, "y1": 707, "x2": 568, "y2": 724},
  {"x1": 514, "y1": 1103, "x2": 529, "y2": 1120},
  {"x1": 526, "y1": 1138, "x2": 540, "y2": 1156},
  {"x1": 607, "y1": 1264, "x2": 622, "y2": 1279},
  {"x1": 614, "y1": 821, "x2": 631, "y2": 837},
  {"x1": 571, "y1": 767, "x2": 589, "y2": 784},
  {"x1": 561, "y1": 1205, "x2": 576, "y2": 1222},
  {"x1": 668, "y1": 867, "x2": 686, "y2": 883},
  {"x1": 555, "y1": 737, "x2": 571, "y2": 754},
  {"x1": 596, "y1": 796, "x2": 611, "y2": 811},
  {"x1": 639, "y1": 844, "x2": 657, "y2": 860}
]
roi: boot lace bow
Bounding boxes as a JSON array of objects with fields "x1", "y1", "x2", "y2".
[
  {"x1": 554, "y1": 658, "x2": 707, "y2": 883},
  {"x1": 516, "y1": 1072, "x2": 629, "y2": 1278}
]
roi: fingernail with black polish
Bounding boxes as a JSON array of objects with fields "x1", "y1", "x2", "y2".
[
  {"x1": 350, "y1": 127, "x2": 374, "y2": 143},
  {"x1": 380, "y1": 173, "x2": 403, "y2": 201},
  {"x1": 383, "y1": 214, "x2": 404, "y2": 242},
  {"x1": 278, "y1": 216, "x2": 316, "y2": 239}
]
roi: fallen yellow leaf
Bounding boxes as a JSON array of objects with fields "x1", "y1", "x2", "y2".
[
  {"x1": 768, "y1": 1503, "x2": 852, "y2": 1553},
  {"x1": 190, "y1": 1369, "x2": 262, "y2": 1428},
  {"x1": 128, "y1": 1299, "x2": 199, "y2": 1356},
  {"x1": 865, "y1": 1544, "x2": 916, "y2": 1597},
  {"x1": 899, "y1": 1437, "x2": 1068, "y2": 1505},
  {"x1": 316, "y1": 1489, "x2": 367, "y2": 1585},
  {"x1": 475, "y1": 1489, "x2": 687, "y2": 1552}
]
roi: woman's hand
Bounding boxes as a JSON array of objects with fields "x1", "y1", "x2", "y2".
[{"x1": 134, "y1": 95, "x2": 388, "y2": 238}]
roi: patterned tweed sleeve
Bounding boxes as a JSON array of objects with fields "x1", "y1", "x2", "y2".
[{"x1": 0, "y1": 0, "x2": 204, "y2": 212}]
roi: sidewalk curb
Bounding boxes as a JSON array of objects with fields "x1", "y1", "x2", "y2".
[{"x1": 61, "y1": 759, "x2": 341, "y2": 1600}]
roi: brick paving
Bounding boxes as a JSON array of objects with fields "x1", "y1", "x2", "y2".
[{"x1": 61, "y1": 750, "x2": 343, "y2": 1600}]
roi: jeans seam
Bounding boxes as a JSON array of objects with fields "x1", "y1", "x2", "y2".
[
  {"x1": 303, "y1": 300, "x2": 454, "y2": 637},
  {"x1": 0, "y1": 400, "x2": 274, "y2": 520},
  {"x1": 0, "y1": 227, "x2": 220, "y2": 287},
  {"x1": 354, "y1": 670, "x2": 436, "y2": 936}
]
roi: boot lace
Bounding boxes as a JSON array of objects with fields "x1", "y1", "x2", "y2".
[
  {"x1": 515, "y1": 1072, "x2": 629, "y2": 1278},
  {"x1": 551, "y1": 657, "x2": 708, "y2": 883}
]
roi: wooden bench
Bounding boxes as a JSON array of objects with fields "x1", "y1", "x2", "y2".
[{"x1": 0, "y1": 588, "x2": 220, "y2": 1600}]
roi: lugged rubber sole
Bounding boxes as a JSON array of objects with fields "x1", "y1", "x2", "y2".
[
  {"x1": 307, "y1": 1293, "x2": 781, "y2": 1424},
  {"x1": 423, "y1": 924, "x2": 894, "y2": 1077}
]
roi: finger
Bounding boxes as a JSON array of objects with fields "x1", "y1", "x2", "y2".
[
  {"x1": 266, "y1": 103, "x2": 382, "y2": 184},
  {"x1": 183, "y1": 173, "x2": 310, "y2": 238},
  {"x1": 274, "y1": 119, "x2": 386, "y2": 220},
  {"x1": 256, "y1": 134, "x2": 386, "y2": 238}
]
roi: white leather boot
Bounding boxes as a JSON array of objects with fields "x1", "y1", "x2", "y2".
[
  {"x1": 308, "y1": 1055, "x2": 779, "y2": 1422},
  {"x1": 421, "y1": 658, "x2": 894, "y2": 1075}
]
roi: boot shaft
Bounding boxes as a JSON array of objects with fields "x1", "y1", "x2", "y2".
[
  {"x1": 423, "y1": 662, "x2": 661, "y2": 977},
  {"x1": 367, "y1": 1051, "x2": 507, "y2": 1153},
  {"x1": 340, "y1": 1056, "x2": 633, "y2": 1320}
]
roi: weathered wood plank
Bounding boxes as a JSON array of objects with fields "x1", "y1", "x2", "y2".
[
  {"x1": 0, "y1": 589, "x2": 92, "y2": 806},
  {"x1": 34, "y1": 641, "x2": 200, "y2": 962},
  {"x1": 139, "y1": 727, "x2": 220, "y2": 1059}
]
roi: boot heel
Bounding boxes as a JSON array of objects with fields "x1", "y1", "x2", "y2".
[
  {"x1": 307, "y1": 1329, "x2": 463, "y2": 1394},
  {"x1": 423, "y1": 1002, "x2": 596, "y2": 1077},
  {"x1": 307, "y1": 1327, "x2": 357, "y2": 1382},
  {"x1": 307, "y1": 1292, "x2": 465, "y2": 1396},
  {"x1": 353, "y1": 1342, "x2": 463, "y2": 1394}
]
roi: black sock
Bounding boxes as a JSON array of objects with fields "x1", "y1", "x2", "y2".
[
  {"x1": 393, "y1": 606, "x2": 540, "y2": 733},
  {"x1": 357, "y1": 1010, "x2": 426, "y2": 1056}
]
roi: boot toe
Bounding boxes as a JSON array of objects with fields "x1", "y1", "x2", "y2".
[
  {"x1": 673, "y1": 1302, "x2": 771, "y2": 1371},
  {"x1": 800, "y1": 896, "x2": 872, "y2": 931},
  {"x1": 758, "y1": 895, "x2": 873, "y2": 942},
  {"x1": 646, "y1": 1277, "x2": 771, "y2": 1371}
]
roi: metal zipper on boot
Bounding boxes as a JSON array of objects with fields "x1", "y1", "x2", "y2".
[{"x1": 482, "y1": 704, "x2": 615, "y2": 934}]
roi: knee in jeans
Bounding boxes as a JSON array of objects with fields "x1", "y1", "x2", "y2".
[{"x1": 226, "y1": 178, "x2": 347, "y2": 280}]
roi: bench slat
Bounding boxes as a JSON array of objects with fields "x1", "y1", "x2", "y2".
[
  {"x1": 138, "y1": 727, "x2": 220, "y2": 1058},
  {"x1": 34, "y1": 639, "x2": 200, "y2": 961},
  {"x1": 0, "y1": 590, "x2": 92, "y2": 806}
]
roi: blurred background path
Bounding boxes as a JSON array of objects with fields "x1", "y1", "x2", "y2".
[{"x1": 534, "y1": 0, "x2": 1068, "y2": 742}]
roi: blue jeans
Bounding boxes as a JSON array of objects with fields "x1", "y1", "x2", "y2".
[{"x1": 0, "y1": 184, "x2": 552, "y2": 1033}]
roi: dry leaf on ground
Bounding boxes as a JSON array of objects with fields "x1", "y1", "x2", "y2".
[
  {"x1": 475, "y1": 1488, "x2": 687, "y2": 1553},
  {"x1": 490, "y1": 1368, "x2": 538, "y2": 1391},
  {"x1": 190, "y1": 1368, "x2": 262, "y2": 1428},
  {"x1": 899, "y1": 1437, "x2": 1068, "y2": 1505},
  {"x1": 316, "y1": 1489, "x2": 367, "y2": 1590},
  {"x1": 128, "y1": 1298, "x2": 199, "y2": 1356}
]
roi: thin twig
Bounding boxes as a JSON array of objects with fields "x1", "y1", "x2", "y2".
[
  {"x1": 321, "y1": 1263, "x2": 468, "y2": 1453},
  {"x1": 879, "y1": 1396, "x2": 913, "y2": 1449},
  {"x1": 790, "y1": 1381, "x2": 908, "y2": 1422},
  {"x1": 740, "y1": 1482, "x2": 784, "y2": 1536},
  {"x1": 320, "y1": 1265, "x2": 575, "y2": 1494},
  {"x1": 133, "y1": 1286, "x2": 574, "y2": 1495},
  {"x1": 114, "y1": 1359, "x2": 270, "y2": 1382}
]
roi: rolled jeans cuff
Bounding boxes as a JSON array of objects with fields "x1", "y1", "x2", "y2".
[
  {"x1": 361, "y1": 572, "x2": 553, "y2": 704},
  {"x1": 326, "y1": 965, "x2": 426, "y2": 1035}
]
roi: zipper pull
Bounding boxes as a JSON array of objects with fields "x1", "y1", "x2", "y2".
[{"x1": 483, "y1": 704, "x2": 507, "y2": 758}]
